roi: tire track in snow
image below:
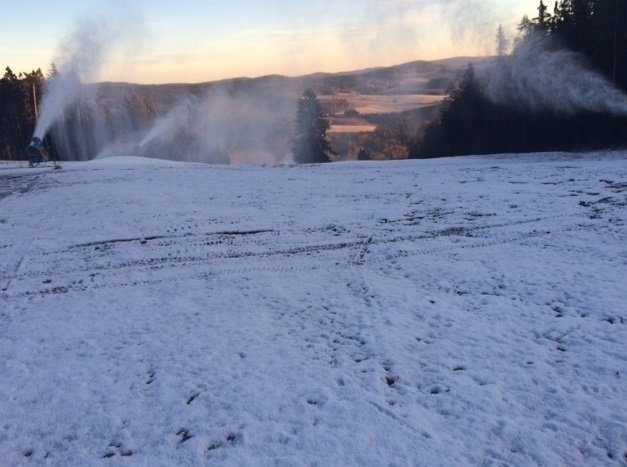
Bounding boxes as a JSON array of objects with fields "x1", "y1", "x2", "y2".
[
  {"x1": 0, "y1": 174, "x2": 40, "y2": 203},
  {"x1": 1, "y1": 238, "x2": 35, "y2": 293},
  {"x1": 9, "y1": 213, "x2": 574, "y2": 273},
  {"x1": 4, "y1": 212, "x2": 589, "y2": 299},
  {"x1": 0, "y1": 172, "x2": 44, "y2": 295}
]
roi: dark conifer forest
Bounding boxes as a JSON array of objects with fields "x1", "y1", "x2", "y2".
[
  {"x1": 412, "y1": 0, "x2": 627, "y2": 158},
  {"x1": 0, "y1": 67, "x2": 46, "y2": 160}
]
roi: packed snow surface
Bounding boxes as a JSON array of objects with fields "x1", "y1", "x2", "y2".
[{"x1": 1, "y1": 152, "x2": 626, "y2": 466}]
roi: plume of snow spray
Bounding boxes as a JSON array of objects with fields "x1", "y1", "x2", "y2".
[
  {"x1": 33, "y1": 68, "x2": 81, "y2": 140},
  {"x1": 132, "y1": 86, "x2": 296, "y2": 165},
  {"x1": 139, "y1": 98, "x2": 197, "y2": 150},
  {"x1": 33, "y1": 8, "x2": 144, "y2": 144},
  {"x1": 480, "y1": 34, "x2": 627, "y2": 116}
]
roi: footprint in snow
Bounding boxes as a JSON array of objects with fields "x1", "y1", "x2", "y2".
[
  {"x1": 177, "y1": 429, "x2": 193, "y2": 444},
  {"x1": 102, "y1": 441, "x2": 133, "y2": 458},
  {"x1": 186, "y1": 392, "x2": 200, "y2": 405},
  {"x1": 426, "y1": 384, "x2": 450, "y2": 395},
  {"x1": 207, "y1": 433, "x2": 241, "y2": 453}
]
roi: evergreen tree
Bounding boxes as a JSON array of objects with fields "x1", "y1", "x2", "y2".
[
  {"x1": 534, "y1": 0, "x2": 552, "y2": 32},
  {"x1": 517, "y1": 15, "x2": 535, "y2": 40},
  {"x1": 357, "y1": 147, "x2": 371, "y2": 161},
  {"x1": 292, "y1": 89, "x2": 333, "y2": 164},
  {"x1": 416, "y1": 64, "x2": 491, "y2": 158},
  {"x1": 3, "y1": 66, "x2": 18, "y2": 81},
  {"x1": 496, "y1": 24, "x2": 509, "y2": 56},
  {"x1": 47, "y1": 63, "x2": 59, "y2": 79}
]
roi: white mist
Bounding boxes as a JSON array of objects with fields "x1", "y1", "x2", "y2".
[
  {"x1": 481, "y1": 34, "x2": 627, "y2": 116},
  {"x1": 33, "y1": 8, "x2": 145, "y2": 145}
]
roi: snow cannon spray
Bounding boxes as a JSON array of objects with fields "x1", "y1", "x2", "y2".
[{"x1": 480, "y1": 34, "x2": 627, "y2": 117}]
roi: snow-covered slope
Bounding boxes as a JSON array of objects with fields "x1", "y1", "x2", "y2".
[{"x1": 1, "y1": 153, "x2": 626, "y2": 466}]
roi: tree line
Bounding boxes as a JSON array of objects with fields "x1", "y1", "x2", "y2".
[
  {"x1": 0, "y1": 67, "x2": 48, "y2": 160},
  {"x1": 411, "y1": 0, "x2": 627, "y2": 158}
]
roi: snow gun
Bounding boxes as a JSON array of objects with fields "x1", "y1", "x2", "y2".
[
  {"x1": 26, "y1": 136, "x2": 60, "y2": 169},
  {"x1": 27, "y1": 137, "x2": 44, "y2": 159}
]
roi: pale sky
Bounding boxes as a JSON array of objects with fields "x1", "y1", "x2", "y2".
[{"x1": 1, "y1": 0, "x2": 540, "y2": 84}]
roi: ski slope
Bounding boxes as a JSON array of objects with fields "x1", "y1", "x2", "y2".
[{"x1": 1, "y1": 152, "x2": 626, "y2": 465}]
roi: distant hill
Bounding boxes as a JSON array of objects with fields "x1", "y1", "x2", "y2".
[{"x1": 96, "y1": 56, "x2": 491, "y2": 110}]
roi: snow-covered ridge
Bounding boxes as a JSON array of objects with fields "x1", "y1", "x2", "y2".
[{"x1": 1, "y1": 152, "x2": 626, "y2": 465}]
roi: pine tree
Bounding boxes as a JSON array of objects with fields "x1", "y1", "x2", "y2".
[
  {"x1": 517, "y1": 14, "x2": 535, "y2": 39},
  {"x1": 357, "y1": 147, "x2": 371, "y2": 161},
  {"x1": 535, "y1": 0, "x2": 552, "y2": 32},
  {"x1": 47, "y1": 63, "x2": 59, "y2": 79},
  {"x1": 496, "y1": 24, "x2": 509, "y2": 56},
  {"x1": 292, "y1": 89, "x2": 333, "y2": 164}
]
